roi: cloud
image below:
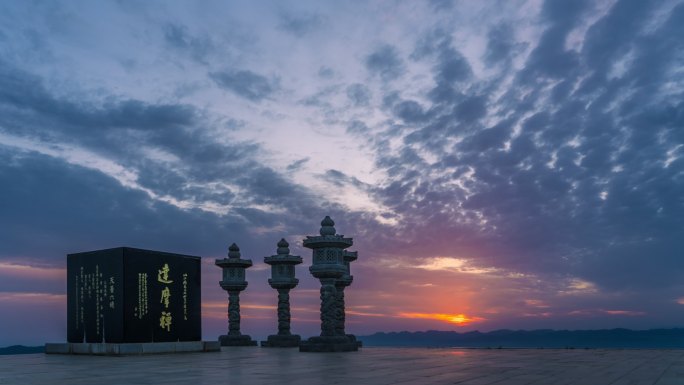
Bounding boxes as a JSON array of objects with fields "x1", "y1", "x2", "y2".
[
  {"x1": 0, "y1": 59, "x2": 197, "y2": 139},
  {"x1": 354, "y1": 0, "x2": 684, "y2": 298},
  {"x1": 365, "y1": 44, "x2": 404, "y2": 81},
  {"x1": 210, "y1": 69, "x2": 278, "y2": 101},
  {"x1": 163, "y1": 23, "x2": 214, "y2": 64},
  {"x1": 519, "y1": 0, "x2": 590, "y2": 80},
  {"x1": 393, "y1": 100, "x2": 426, "y2": 124},
  {"x1": 346, "y1": 83, "x2": 371, "y2": 107},
  {"x1": 453, "y1": 95, "x2": 487, "y2": 123},
  {"x1": 347, "y1": 120, "x2": 369, "y2": 135},
  {"x1": 0, "y1": 57, "x2": 329, "y2": 263},
  {"x1": 318, "y1": 66, "x2": 334, "y2": 78},
  {"x1": 484, "y1": 23, "x2": 526, "y2": 66},
  {"x1": 429, "y1": 0, "x2": 453, "y2": 12},
  {"x1": 286, "y1": 157, "x2": 309, "y2": 172},
  {"x1": 278, "y1": 13, "x2": 324, "y2": 37}
]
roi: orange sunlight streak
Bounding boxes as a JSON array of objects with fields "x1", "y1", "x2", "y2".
[{"x1": 398, "y1": 312, "x2": 485, "y2": 326}]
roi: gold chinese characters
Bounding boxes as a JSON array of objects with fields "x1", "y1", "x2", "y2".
[{"x1": 158, "y1": 263, "x2": 173, "y2": 332}]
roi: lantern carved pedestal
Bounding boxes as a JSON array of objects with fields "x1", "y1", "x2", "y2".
[
  {"x1": 261, "y1": 239, "x2": 303, "y2": 348},
  {"x1": 299, "y1": 216, "x2": 359, "y2": 352},
  {"x1": 336, "y1": 250, "x2": 361, "y2": 347},
  {"x1": 215, "y1": 243, "x2": 257, "y2": 346}
]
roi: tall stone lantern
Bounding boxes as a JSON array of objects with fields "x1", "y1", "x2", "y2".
[
  {"x1": 261, "y1": 239, "x2": 303, "y2": 347},
  {"x1": 215, "y1": 243, "x2": 257, "y2": 346},
  {"x1": 299, "y1": 216, "x2": 359, "y2": 352}
]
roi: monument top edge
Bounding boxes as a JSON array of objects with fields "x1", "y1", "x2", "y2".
[{"x1": 67, "y1": 247, "x2": 202, "y2": 260}]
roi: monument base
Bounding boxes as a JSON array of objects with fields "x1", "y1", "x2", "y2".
[
  {"x1": 219, "y1": 334, "x2": 257, "y2": 346},
  {"x1": 299, "y1": 335, "x2": 359, "y2": 352},
  {"x1": 260, "y1": 334, "x2": 301, "y2": 347},
  {"x1": 45, "y1": 341, "x2": 219, "y2": 355}
]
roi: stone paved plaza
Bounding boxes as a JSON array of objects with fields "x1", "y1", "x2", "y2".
[{"x1": 1, "y1": 347, "x2": 683, "y2": 384}]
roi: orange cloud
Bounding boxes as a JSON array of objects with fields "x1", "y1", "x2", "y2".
[
  {"x1": 0, "y1": 291, "x2": 66, "y2": 304},
  {"x1": 397, "y1": 312, "x2": 485, "y2": 326},
  {"x1": 523, "y1": 299, "x2": 550, "y2": 308},
  {"x1": 0, "y1": 262, "x2": 65, "y2": 279},
  {"x1": 602, "y1": 310, "x2": 645, "y2": 316}
]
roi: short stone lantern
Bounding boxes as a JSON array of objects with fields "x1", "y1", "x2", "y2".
[
  {"x1": 261, "y1": 239, "x2": 303, "y2": 348},
  {"x1": 215, "y1": 243, "x2": 257, "y2": 346},
  {"x1": 299, "y1": 216, "x2": 359, "y2": 352}
]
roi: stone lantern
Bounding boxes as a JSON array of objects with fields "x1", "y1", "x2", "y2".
[
  {"x1": 299, "y1": 216, "x2": 359, "y2": 352},
  {"x1": 261, "y1": 239, "x2": 303, "y2": 347},
  {"x1": 215, "y1": 243, "x2": 257, "y2": 346}
]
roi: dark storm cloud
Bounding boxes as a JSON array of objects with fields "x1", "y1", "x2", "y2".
[
  {"x1": 210, "y1": 69, "x2": 278, "y2": 101},
  {"x1": 365, "y1": 44, "x2": 404, "y2": 81},
  {"x1": 359, "y1": 0, "x2": 684, "y2": 293}
]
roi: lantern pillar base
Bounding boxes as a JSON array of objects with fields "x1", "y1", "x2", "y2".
[
  {"x1": 218, "y1": 334, "x2": 257, "y2": 347},
  {"x1": 260, "y1": 334, "x2": 301, "y2": 348}
]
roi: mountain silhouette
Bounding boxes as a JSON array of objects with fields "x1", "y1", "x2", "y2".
[
  {"x1": 359, "y1": 329, "x2": 684, "y2": 348},
  {"x1": 0, "y1": 345, "x2": 44, "y2": 355}
]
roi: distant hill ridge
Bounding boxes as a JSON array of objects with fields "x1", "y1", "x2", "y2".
[
  {"x1": 0, "y1": 345, "x2": 44, "y2": 355},
  {"x1": 359, "y1": 328, "x2": 684, "y2": 348}
]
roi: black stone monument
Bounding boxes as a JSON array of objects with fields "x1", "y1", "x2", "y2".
[{"x1": 66, "y1": 247, "x2": 201, "y2": 343}]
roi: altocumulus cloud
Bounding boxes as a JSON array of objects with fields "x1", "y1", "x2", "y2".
[
  {"x1": 356, "y1": 0, "x2": 684, "y2": 297},
  {"x1": 211, "y1": 69, "x2": 279, "y2": 101}
]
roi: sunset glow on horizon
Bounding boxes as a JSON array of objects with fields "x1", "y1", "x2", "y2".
[{"x1": 398, "y1": 312, "x2": 486, "y2": 327}]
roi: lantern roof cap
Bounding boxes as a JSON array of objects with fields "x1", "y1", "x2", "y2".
[
  {"x1": 264, "y1": 238, "x2": 302, "y2": 265},
  {"x1": 216, "y1": 242, "x2": 253, "y2": 268}
]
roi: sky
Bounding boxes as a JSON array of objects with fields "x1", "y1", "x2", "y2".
[{"x1": 0, "y1": 0, "x2": 683, "y2": 346}]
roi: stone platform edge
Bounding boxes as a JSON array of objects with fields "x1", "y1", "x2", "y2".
[{"x1": 45, "y1": 341, "x2": 220, "y2": 355}]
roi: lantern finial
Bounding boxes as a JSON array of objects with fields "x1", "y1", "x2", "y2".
[{"x1": 320, "y1": 216, "x2": 336, "y2": 236}]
